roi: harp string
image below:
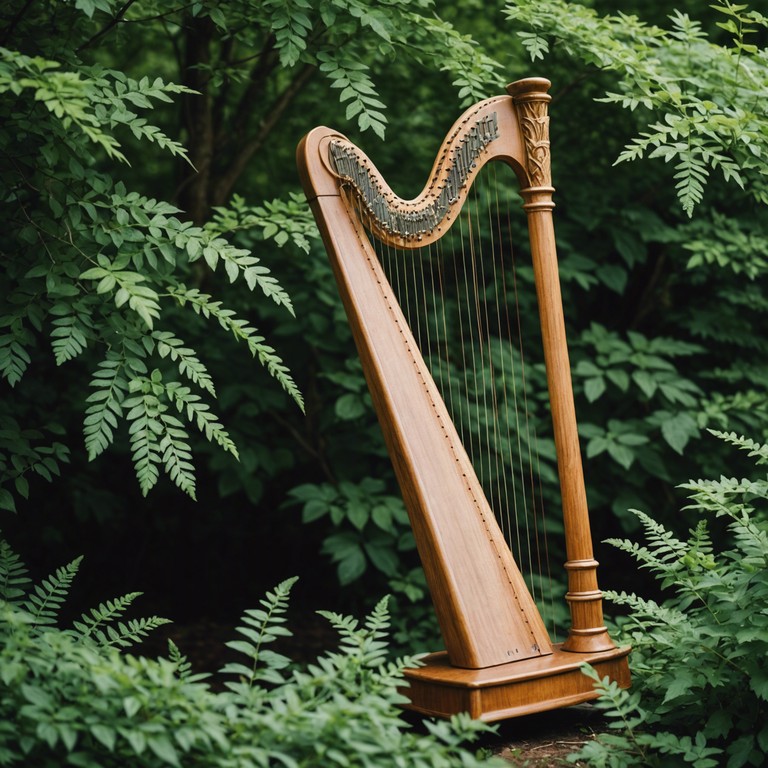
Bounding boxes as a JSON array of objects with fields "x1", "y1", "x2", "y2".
[
  {"x1": 467, "y1": 182, "x2": 491, "y2": 494},
  {"x1": 501, "y1": 175, "x2": 558, "y2": 636},
  {"x1": 477, "y1": 169, "x2": 535, "y2": 596},
  {"x1": 350, "y1": 165, "x2": 554, "y2": 626},
  {"x1": 487, "y1": 167, "x2": 519, "y2": 564}
]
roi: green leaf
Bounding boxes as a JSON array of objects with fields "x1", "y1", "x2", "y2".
[
  {"x1": 661, "y1": 412, "x2": 698, "y2": 454},
  {"x1": 90, "y1": 724, "x2": 116, "y2": 750},
  {"x1": 148, "y1": 735, "x2": 180, "y2": 767},
  {"x1": 347, "y1": 502, "x2": 368, "y2": 531},
  {"x1": 632, "y1": 371, "x2": 658, "y2": 398},
  {"x1": 607, "y1": 443, "x2": 634, "y2": 469},
  {"x1": 0, "y1": 489, "x2": 17, "y2": 513},
  {"x1": 364, "y1": 540, "x2": 399, "y2": 576},
  {"x1": 584, "y1": 376, "x2": 606, "y2": 402},
  {"x1": 337, "y1": 548, "x2": 366, "y2": 584},
  {"x1": 335, "y1": 393, "x2": 365, "y2": 420},
  {"x1": 123, "y1": 696, "x2": 140, "y2": 718}
]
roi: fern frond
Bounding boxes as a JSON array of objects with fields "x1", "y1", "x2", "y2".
[
  {"x1": 0, "y1": 537, "x2": 31, "y2": 602},
  {"x1": 71, "y1": 592, "x2": 142, "y2": 639},
  {"x1": 123, "y1": 389, "x2": 162, "y2": 496},
  {"x1": 688, "y1": 519, "x2": 714, "y2": 558},
  {"x1": 728, "y1": 517, "x2": 768, "y2": 568},
  {"x1": 614, "y1": 509, "x2": 691, "y2": 568},
  {"x1": 317, "y1": 49, "x2": 388, "y2": 139},
  {"x1": 0, "y1": 317, "x2": 33, "y2": 387},
  {"x1": 317, "y1": 610, "x2": 359, "y2": 639},
  {"x1": 124, "y1": 375, "x2": 201, "y2": 497},
  {"x1": 319, "y1": 596, "x2": 392, "y2": 669},
  {"x1": 20, "y1": 556, "x2": 82, "y2": 628},
  {"x1": 80, "y1": 262, "x2": 162, "y2": 329},
  {"x1": 221, "y1": 576, "x2": 297, "y2": 688},
  {"x1": 164, "y1": 382, "x2": 237, "y2": 462},
  {"x1": 167, "y1": 285, "x2": 304, "y2": 412},
  {"x1": 153, "y1": 330, "x2": 215, "y2": 396},
  {"x1": 581, "y1": 663, "x2": 648, "y2": 731},
  {"x1": 168, "y1": 639, "x2": 193, "y2": 680},
  {"x1": 708, "y1": 430, "x2": 768, "y2": 464},
  {"x1": 185, "y1": 226, "x2": 296, "y2": 315},
  {"x1": 158, "y1": 411, "x2": 196, "y2": 499},
  {"x1": 209, "y1": 192, "x2": 318, "y2": 257},
  {"x1": 674, "y1": 152, "x2": 708, "y2": 217},
  {"x1": 49, "y1": 309, "x2": 90, "y2": 365},
  {"x1": 606, "y1": 590, "x2": 689, "y2": 629},
  {"x1": 607, "y1": 508, "x2": 726, "y2": 591},
  {"x1": 84, "y1": 353, "x2": 128, "y2": 460},
  {"x1": 250, "y1": 341, "x2": 304, "y2": 414},
  {"x1": 679, "y1": 475, "x2": 766, "y2": 519},
  {"x1": 92, "y1": 616, "x2": 171, "y2": 648}
]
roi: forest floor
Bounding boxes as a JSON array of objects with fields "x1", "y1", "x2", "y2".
[
  {"x1": 479, "y1": 706, "x2": 601, "y2": 766},
  {"x1": 143, "y1": 616, "x2": 604, "y2": 767}
]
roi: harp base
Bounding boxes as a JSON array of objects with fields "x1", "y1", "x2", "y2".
[{"x1": 402, "y1": 644, "x2": 631, "y2": 722}]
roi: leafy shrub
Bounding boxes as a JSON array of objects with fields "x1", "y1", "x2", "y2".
[
  {"x1": 0, "y1": 537, "x2": 502, "y2": 767},
  {"x1": 569, "y1": 431, "x2": 768, "y2": 767},
  {"x1": 0, "y1": 40, "x2": 303, "y2": 506},
  {"x1": 500, "y1": 0, "x2": 768, "y2": 539}
]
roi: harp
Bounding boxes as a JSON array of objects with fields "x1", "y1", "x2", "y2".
[{"x1": 297, "y1": 78, "x2": 630, "y2": 722}]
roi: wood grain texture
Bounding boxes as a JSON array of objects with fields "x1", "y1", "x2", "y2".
[{"x1": 403, "y1": 645, "x2": 631, "y2": 722}]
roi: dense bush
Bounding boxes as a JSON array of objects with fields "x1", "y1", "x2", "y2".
[
  {"x1": 569, "y1": 432, "x2": 768, "y2": 767},
  {"x1": 0, "y1": 540, "x2": 502, "y2": 767},
  {"x1": 503, "y1": 0, "x2": 768, "y2": 537},
  {"x1": 2, "y1": 1, "x2": 768, "y2": 762}
]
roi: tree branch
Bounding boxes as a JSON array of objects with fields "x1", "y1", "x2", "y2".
[
  {"x1": 212, "y1": 62, "x2": 316, "y2": 206},
  {"x1": 178, "y1": 14, "x2": 215, "y2": 224},
  {"x1": 0, "y1": 0, "x2": 36, "y2": 47},
  {"x1": 76, "y1": 0, "x2": 139, "y2": 52},
  {"x1": 223, "y1": 33, "x2": 279, "y2": 147}
]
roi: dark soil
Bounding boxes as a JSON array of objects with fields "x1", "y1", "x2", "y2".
[{"x1": 482, "y1": 706, "x2": 602, "y2": 766}]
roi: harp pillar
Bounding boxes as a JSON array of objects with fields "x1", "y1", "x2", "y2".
[{"x1": 508, "y1": 78, "x2": 614, "y2": 653}]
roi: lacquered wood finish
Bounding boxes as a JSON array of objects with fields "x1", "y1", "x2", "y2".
[
  {"x1": 297, "y1": 77, "x2": 629, "y2": 716},
  {"x1": 298, "y1": 136, "x2": 551, "y2": 669},
  {"x1": 403, "y1": 645, "x2": 631, "y2": 722}
]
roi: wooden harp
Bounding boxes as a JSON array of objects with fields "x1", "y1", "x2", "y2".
[{"x1": 297, "y1": 78, "x2": 630, "y2": 722}]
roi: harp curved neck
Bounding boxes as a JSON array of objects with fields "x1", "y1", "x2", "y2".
[{"x1": 299, "y1": 94, "x2": 530, "y2": 248}]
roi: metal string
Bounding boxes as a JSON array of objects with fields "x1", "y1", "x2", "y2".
[{"x1": 351, "y1": 163, "x2": 554, "y2": 629}]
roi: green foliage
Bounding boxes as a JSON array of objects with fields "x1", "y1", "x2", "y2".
[
  {"x1": 289, "y1": 478, "x2": 413, "y2": 585},
  {"x1": 1, "y1": 13, "x2": 305, "y2": 504},
  {"x1": 569, "y1": 433, "x2": 768, "y2": 767},
  {"x1": 505, "y1": 0, "x2": 768, "y2": 215},
  {"x1": 497, "y1": 0, "x2": 768, "y2": 537},
  {"x1": 571, "y1": 666, "x2": 722, "y2": 768},
  {"x1": 1, "y1": 536, "x2": 170, "y2": 644},
  {"x1": 0, "y1": 0, "x2": 512, "y2": 558},
  {"x1": 220, "y1": 576, "x2": 296, "y2": 688},
  {"x1": 0, "y1": 535, "x2": 503, "y2": 767}
]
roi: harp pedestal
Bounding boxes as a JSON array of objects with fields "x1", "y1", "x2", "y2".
[{"x1": 403, "y1": 645, "x2": 631, "y2": 722}]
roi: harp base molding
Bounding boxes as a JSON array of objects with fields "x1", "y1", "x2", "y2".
[{"x1": 402, "y1": 645, "x2": 631, "y2": 722}]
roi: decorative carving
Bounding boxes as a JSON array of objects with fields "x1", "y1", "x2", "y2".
[
  {"x1": 328, "y1": 111, "x2": 499, "y2": 240},
  {"x1": 517, "y1": 99, "x2": 551, "y2": 187}
]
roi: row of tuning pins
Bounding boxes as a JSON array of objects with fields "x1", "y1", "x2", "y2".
[{"x1": 330, "y1": 112, "x2": 497, "y2": 241}]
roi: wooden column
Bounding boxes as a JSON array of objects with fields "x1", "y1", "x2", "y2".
[{"x1": 507, "y1": 78, "x2": 615, "y2": 653}]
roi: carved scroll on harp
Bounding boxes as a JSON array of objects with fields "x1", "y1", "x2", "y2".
[{"x1": 297, "y1": 77, "x2": 630, "y2": 722}]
